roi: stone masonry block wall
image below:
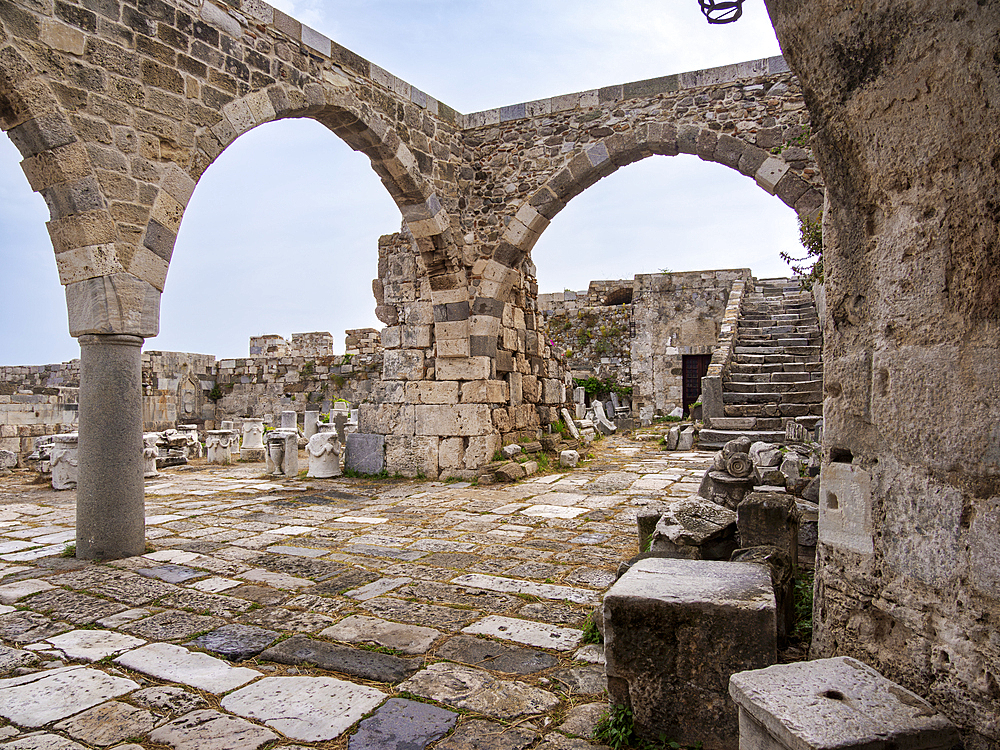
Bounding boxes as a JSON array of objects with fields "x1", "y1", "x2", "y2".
[
  {"x1": 763, "y1": 1, "x2": 1000, "y2": 745},
  {"x1": 539, "y1": 270, "x2": 749, "y2": 414}
]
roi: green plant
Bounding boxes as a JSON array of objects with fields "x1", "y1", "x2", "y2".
[
  {"x1": 780, "y1": 211, "x2": 823, "y2": 291},
  {"x1": 594, "y1": 704, "x2": 636, "y2": 750},
  {"x1": 61, "y1": 543, "x2": 76, "y2": 558},
  {"x1": 581, "y1": 613, "x2": 603, "y2": 644},
  {"x1": 340, "y1": 354, "x2": 353, "y2": 366},
  {"x1": 793, "y1": 569, "x2": 814, "y2": 642},
  {"x1": 301, "y1": 361, "x2": 315, "y2": 377},
  {"x1": 577, "y1": 330, "x2": 592, "y2": 349},
  {"x1": 207, "y1": 384, "x2": 223, "y2": 402}
]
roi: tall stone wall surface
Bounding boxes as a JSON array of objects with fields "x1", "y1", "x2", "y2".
[
  {"x1": 142, "y1": 349, "x2": 215, "y2": 429},
  {"x1": 542, "y1": 300, "x2": 633, "y2": 387},
  {"x1": 765, "y1": 1, "x2": 1000, "y2": 745}
]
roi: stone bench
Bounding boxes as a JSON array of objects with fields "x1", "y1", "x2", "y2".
[
  {"x1": 603, "y1": 557, "x2": 777, "y2": 750},
  {"x1": 729, "y1": 656, "x2": 960, "y2": 750}
]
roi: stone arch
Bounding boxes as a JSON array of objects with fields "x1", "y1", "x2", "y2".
[
  {"x1": 143, "y1": 82, "x2": 461, "y2": 311},
  {"x1": 491, "y1": 123, "x2": 824, "y2": 271}
]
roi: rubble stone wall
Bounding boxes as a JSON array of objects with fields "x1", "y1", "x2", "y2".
[{"x1": 765, "y1": 1, "x2": 1000, "y2": 745}]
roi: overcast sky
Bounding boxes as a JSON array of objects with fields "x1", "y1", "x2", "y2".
[{"x1": 0, "y1": 0, "x2": 797, "y2": 366}]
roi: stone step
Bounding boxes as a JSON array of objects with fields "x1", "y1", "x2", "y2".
[
  {"x1": 710, "y1": 417, "x2": 787, "y2": 431},
  {"x1": 732, "y1": 354, "x2": 822, "y2": 365},
  {"x1": 723, "y1": 402, "x2": 823, "y2": 418},
  {"x1": 723, "y1": 389, "x2": 823, "y2": 405},
  {"x1": 729, "y1": 362, "x2": 819, "y2": 374},
  {"x1": 726, "y1": 380, "x2": 823, "y2": 394}
]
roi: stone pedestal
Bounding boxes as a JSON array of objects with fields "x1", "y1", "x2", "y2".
[
  {"x1": 603, "y1": 558, "x2": 776, "y2": 750},
  {"x1": 729, "y1": 657, "x2": 959, "y2": 750},
  {"x1": 266, "y1": 430, "x2": 298, "y2": 477},
  {"x1": 306, "y1": 432, "x2": 342, "y2": 478},
  {"x1": 280, "y1": 410, "x2": 298, "y2": 431},
  {"x1": 76, "y1": 334, "x2": 145, "y2": 560},
  {"x1": 240, "y1": 419, "x2": 266, "y2": 462},
  {"x1": 206, "y1": 430, "x2": 236, "y2": 464},
  {"x1": 50, "y1": 432, "x2": 79, "y2": 490},
  {"x1": 142, "y1": 433, "x2": 160, "y2": 478}
]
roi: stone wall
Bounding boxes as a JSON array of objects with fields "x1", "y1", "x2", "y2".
[
  {"x1": 0, "y1": 328, "x2": 382, "y2": 459},
  {"x1": 539, "y1": 270, "x2": 749, "y2": 414},
  {"x1": 764, "y1": 1, "x2": 1000, "y2": 745}
]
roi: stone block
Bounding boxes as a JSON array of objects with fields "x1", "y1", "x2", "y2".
[
  {"x1": 385, "y1": 435, "x2": 439, "y2": 478},
  {"x1": 464, "y1": 434, "x2": 499, "y2": 470},
  {"x1": 559, "y1": 450, "x2": 579, "y2": 468},
  {"x1": 358, "y1": 404, "x2": 414, "y2": 436},
  {"x1": 819, "y1": 463, "x2": 873, "y2": 555},
  {"x1": 66, "y1": 273, "x2": 160, "y2": 337},
  {"x1": 436, "y1": 357, "x2": 491, "y2": 381},
  {"x1": 439, "y1": 437, "x2": 464, "y2": 469},
  {"x1": 406, "y1": 381, "x2": 459, "y2": 404},
  {"x1": 415, "y1": 404, "x2": 493, "y2": 437},
  {"x1": 345, "y1": 433, "x2": 385, "y2": 475},
  {"x1": 737, "y1": 492, "x2": 800, "y2": 561},
  {"x1": 383, "y1": 350, "x2": 425, "y2": 381},
  {"x1": 603, "y1": 558, "x2": 776, "y2": 749},
  {"x1": 542, "y1": 378, "x2": 564, "y2": 405},
  {"x1": 461, "y1": 379, "x2": 507, "y2": 404},
  {"x1": 729, "y1": 657, "x2": 960, "y2": 750}
]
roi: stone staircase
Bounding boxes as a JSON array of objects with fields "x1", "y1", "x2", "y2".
[{"x1": 700, "y1": 277, "x2": 822, "y2": 449}]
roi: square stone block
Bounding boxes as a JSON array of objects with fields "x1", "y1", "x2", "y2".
[
  {"x1": 603, "y1": 558, "x2": 776, "y2": 750},
  {"x1": 345, "y1": 434, "x2": 385, "y2": 476},
  {"x1": 729, "y1": 657, "x2": 960, "y2": 750}
]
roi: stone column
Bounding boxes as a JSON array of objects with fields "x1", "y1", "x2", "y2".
[{"x1": 76, "y1": 334, "x2": 145, "y2": 560}]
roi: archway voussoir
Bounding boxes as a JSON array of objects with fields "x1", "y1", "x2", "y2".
[
  {"x1": 714, "y1": 134, "x2": 745, "y2": 169},
  {"x1": 774, "y1": 172, "x2": 808, "y2": 208},
  {"x1": 7, "y1": 112, "x2": 77, "y2": 158},
  {"x1": 677, "y1": 123, "x2": 699, "y2": 154},
  {"x1": 738, "y1": 145, "x2": 770, "y2": 177},
  {"x1": 794, "y1": 188, "x2": 823, "y2": 218},
  {"x1": 696, "y1": 129, "x2": 717, "y2": 161}
]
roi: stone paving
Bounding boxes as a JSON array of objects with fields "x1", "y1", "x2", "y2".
[{"x1": 0, "y1": 432, "x2": 712, "y2": 750}]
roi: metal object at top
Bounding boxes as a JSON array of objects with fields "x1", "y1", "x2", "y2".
[{"x1": 699, "y1": 0, "x2": 744, "y2": 24}]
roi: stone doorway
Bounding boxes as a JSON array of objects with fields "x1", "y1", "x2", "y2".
[{"x1": 682, "y1": 354, "x2": 711, "y2": 415}]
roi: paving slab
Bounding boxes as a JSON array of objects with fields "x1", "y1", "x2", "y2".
[
  {"x1": 49, "y1": 568, "x2": 178, "y2": 604},
  {"x1": 436, "y1": 634, "x2": 559, "y2": 674},
  {"x1": 186, "y1": 623, "x2": 280, "y2": 661},
  {"x1": 363, "y1": 598, "x2": 480, "y2": 631},
  {"x1": 0, "y1": 643, "x2": 39, "y2": 673},
  {"x1": 0, "y1": 665, "x2": 140, "y2": 726},
  {"x1": 452, "y1": 574, "x2": 598, "y2": 605},
  {"x1": 519, "y1": 505, "x2": 589, "y2": 519},
  {"x1": 52, "y1": 700, "x2": 156, "y2": 746},
  {"x1": 348, "y1": 697, "x2": 457, "y2": 750},
  {"x1": 21, "y1": 589, "x2": 127, "y2": 624},
  {"x1": 552, "y1": 665, "x2": 607, "y2": 694},
  {"x1": 149, "y1": 708, "x2": 279, "y2": 750},
  {"x1": 0, "y1": 579, "x2": 56, "y2": 605},
  {"x1": 240, "y1": 606, "x2": 336, "y2": 632},
  {"x1": 398, "y1": 662, "x2": 560, "y2": 719},
  {"x1": 259, "y1": 634, "x2": 421, "y2": 682},
  {"x1": 130, "y1": 685, "x2": 208, "y2": 715},
  {"x1": 114, "y1": 643, "x2": 260, "y2": 694},
  {"x1": 122, "y1": 610, "x2": 225, "y2": 641},
  {"x1": 517, "y1": 601, "x2": 588, "y2": 626},
  {"x1": 31, "y1": 629, "x2": 145, "y2": 662},
  {"x1": 320, "y1": 615, "x2": 441, "y2": 654},
  {"x1": 560, "y1": 702, "x2": 609, "y2": 738},
  {"x1": 462, "y1": 615, "x2": 583, "y2": 651},
  {"x1": 137, "y1": 564, "x2": 204, "y2": 583},
  {"x1": 221, "y1": 675, "x2": 387, "y2": 741},
  {"x1": 0, "y1": 611, "x2": 71, "y2": 644},
  {"x1": 0, "y1": 733, "x2": 89, "y2": 750},
  {"x1": 433, "y1": 719, "x2": 538, "y2": 750},
  {"x1": 344, "y1": 576, "x2": 411, "y2": 600}
]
